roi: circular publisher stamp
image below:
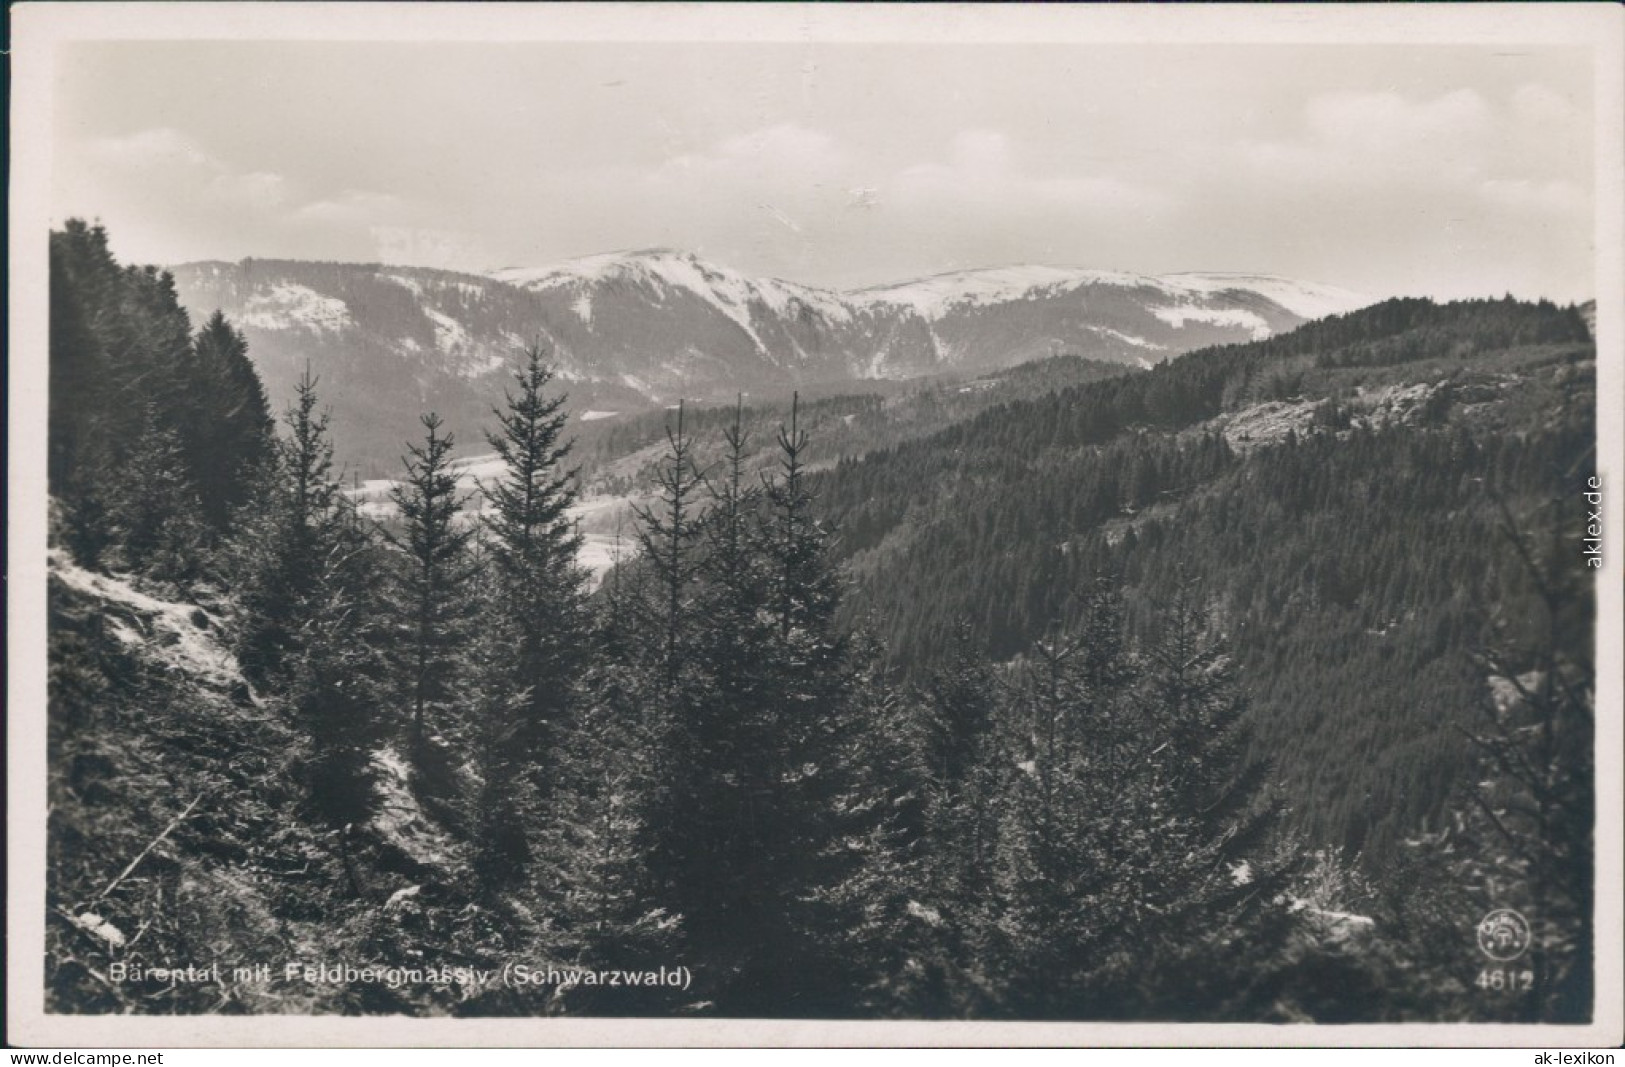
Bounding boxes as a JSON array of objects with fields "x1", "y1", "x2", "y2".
[{"x1": 1476, "y1": 908, "x2": 1532, "y2": 961}]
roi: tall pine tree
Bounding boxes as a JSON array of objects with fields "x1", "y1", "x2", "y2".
[
  {"x1": 386, "y1": 412, "x2": 477, "y2": 754},
  {"x1": 482, "y1": 345, "x2": 589, "y2": 773}
]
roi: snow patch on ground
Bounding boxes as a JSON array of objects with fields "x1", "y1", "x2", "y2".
[
  {"x1": 369, "y1": 747, "x2": 463, "y2": 873},
  {"x1": 240, "y1": 283, "x2": 354, "y2": 333},
  {"x1": 1152, "y1": 303, "x2": 1272, "y2": 339},
  {"x1": 497, "y1": 250, "x2": 775, "y2": 353},
  {"x1": 50, "y1": 551, "x2": 247, "y2": 691},
  {"x1": 349, "y1": 464, "x2": 636, "y2": 584},
  {"x1": 572, "y1": 292, "x2": 593, "y2": 325},
  {"x1": 425, "y1": 308, "x2": 469, "y2": 353},
  {"x1": 1289, "y1": 897, "x2": 1377, "y2": 942},
  {"x1": 384, "y1": 273, "x2": 488, "y2": 303},
  {"x1": 459, "y1": 350, "x2": 508, "y2": 379},
  {"x1": 1163, "y1": 273, "x2": 1373, "y2": 320},
  {"x1": 854, "y1": 266, "x2": 1154, "y2": 319},
  {"x1": 1087, "y1": 325, "x2": 1164, "y2": 351},
  {"x1": 579, "y1": 410, "x2": 619, "y2": 421},
  {"x1": 382, "y1": 273, "x2": 423, "y2": 297}
]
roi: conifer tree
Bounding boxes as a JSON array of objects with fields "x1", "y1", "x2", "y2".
[
  {"x1": 287, "y1": 502, "x2": 389, "y2": 828},
  {"x1": 234, "y1": 368, "x2": 388, "y2": 827},
  {"x1": 660, "y1": 398, "x2": 771, "y2": 947},
  {"x1": 536, "y1": 659, "x2": 683, "y2": 1014},
  {"x1": 981, "y1": 577, "x2": 1291, "y2": 1019},
  {"x1": 732, "y1": 393, "x2": 872, "y2": 1015},
  {"x1": 49, "y1": 237, "x2": 110, "y2": 563},
  {"x1": 1420, "y1": 492, "x2": 1595, "y2": 1022},
  {"x1": 181, "y1": 311, "x2": 275, "y2": 530},
  {"x1": 899, "y1": 624, "x2": 1007, "y2": 1014},
  {"x1": 630, "y1": 400, "x2": 705, "y2": 698},
  {"x1": 464, "y1": 612, "x2": 539, "y2": 891},
  {"x1": 237, "y1": 367, "x2": 344, "y2": 684},
  {"x1": 386, "y1": 412, "x2": 477, "y2": 753},
  {"x1": 989, "y1": 615, "x2": 1124, "y2": 1018},
  {"x1": 923, "y1": 622, "x2": 999, "y2": 794},
  {"x1": 483, "y1": 345, "x2": 588, "y2": 770},
  {"x1": 626, "y1": 400, "x2": 713, "y2": 974},
  {"x1": 108, "y1": 404, "x2": 210, "y2": 584},
  {"x1": 1129, "y1": 576, "x2": 1294, "y2": 1017}
]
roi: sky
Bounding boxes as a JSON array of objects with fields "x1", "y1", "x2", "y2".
[{"x1": 50, "y1": 36, "x2": 1598, "y2": 303}]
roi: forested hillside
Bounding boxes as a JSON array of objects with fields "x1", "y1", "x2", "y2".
[
  {"x1": 571, "y1": 353, "x2": 1132, "y2": 498},
  {"x1": 816, "y1": 297, "x2": 1594, "y2": 861},
  {"x1": 44, "y1": 222, "x2": 1595, "y2": 1023}
]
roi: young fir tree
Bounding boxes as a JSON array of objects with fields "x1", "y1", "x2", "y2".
[
  {"x1": 464, "y1": 609, "x2": 539, "y2": 892},
  {"x1": 181, "y1": 311, "x2": 275, "y2": 531},
  {"x1": 655, "y1": 399, "x2": 767, "y2": 947},
  {"x1": 1127, "y1": 576, "x2": 1295, "y2": 1018},
  {"x1": 228, "y1": 369, "x2": 388, "y2": 829},
  {"x1": 899, "y1": 622, "x2": 1009, "y2": 1015},
  {"x1": 732, "y1": 393, "x2": 873, "y2": 1016},
  {"x1": 923, "y1": 621, "x2": 1000, "y2": 797},
  {"x1": 978, "y1": 576, "x2": 1292, "y2": 1020},
  {"x1": 630, "y1": 400, "x2": 706, "y2": 701},
  {"x1": 482, "y1": 345, "x2": 589, "y2": 773},
  {"x1": 108, "y1": 403, "x2": 211, "y2": 584},
  {"x1": 386, "y1": 412, "x2": 477, "y2": 755},
  {"x1": 987, "y1": 611, "x2": 1127, "y2": 1018},
  {"x1": 49, "y1": 235, "x2": 111, "y2": 564},
  {"x1": 623, "y1": 400, "x2": 711, "y2": 973},
  {"x1": 287, "y1": 500, "x2": 390, "y2": 829},
  {"x1": 236, "y1": 367, "x2": 343, "y2": 685},
  {"x1": 812, "y1": 635, "x2": 945, "y2": 1018},
  {"x1": 49, "y1": 220, "x2": 242, "y2": 571},
  {"x1": 535, "y1": 657, "x2": 684, "y2": 1016}
]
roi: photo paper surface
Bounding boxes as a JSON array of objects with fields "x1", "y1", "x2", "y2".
[{"x1": 8, "y1": 2, "x2": 1622, "y2": 1047}]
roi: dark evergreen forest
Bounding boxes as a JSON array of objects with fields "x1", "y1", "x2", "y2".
[{"x1": 44, "y1": 222, "x2": 1595, "y2": 1023}]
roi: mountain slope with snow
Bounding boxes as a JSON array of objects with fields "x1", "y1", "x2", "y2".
[{"x1": 169, "y1": 250, "x2": 1371, "y2": 470}]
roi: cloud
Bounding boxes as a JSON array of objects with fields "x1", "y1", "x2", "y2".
[
  {"x1": 88, "y1": 127, "x2": 213, "y2": 168},
  {"x1": 653, "y1": 123, "x2": 848, "y2": 185},
  {"x1": 1512, "y1": 83, "x2": 1580, "y2": 126},
  {"x1": 1479, "y1": 177, "x2": 1587, "y2": 216},
  {"x1": 63, "y1": 126, "x2": 464, "y2": 265},
  {"x1": 1229, "y1": 83, "x2": 1591, "y2": 219},
  {"x1": 86, "y1": 127, "x2": 289, "y2": 210},
  {"x1": 892, "y1": 129, "x2": 1176, "y2": 219},
  {"x1": 1240, "y1": 90, "x2": 1494, "y2": 190},
  {"x1": 292, "y1": 190, "x2": 410, "y2": 226}
]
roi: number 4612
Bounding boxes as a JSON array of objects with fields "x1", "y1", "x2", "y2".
[{"x1": 1476, "y1": 969, "x2": 1534, "y2": 991}]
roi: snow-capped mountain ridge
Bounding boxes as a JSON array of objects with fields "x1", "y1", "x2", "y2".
[
  {"x1": 169, "y1": 250, "x2": 1371, "y2": 470},
  {"x1": 495, "y1": 248, "x2": 861, "y2": 336},
  {"x1": 497, "y1": 250, "x2": 1371, "y2": 327},
  {"x1": 1160, "y1": 273, "x2": 1372, "y2": 321}
]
